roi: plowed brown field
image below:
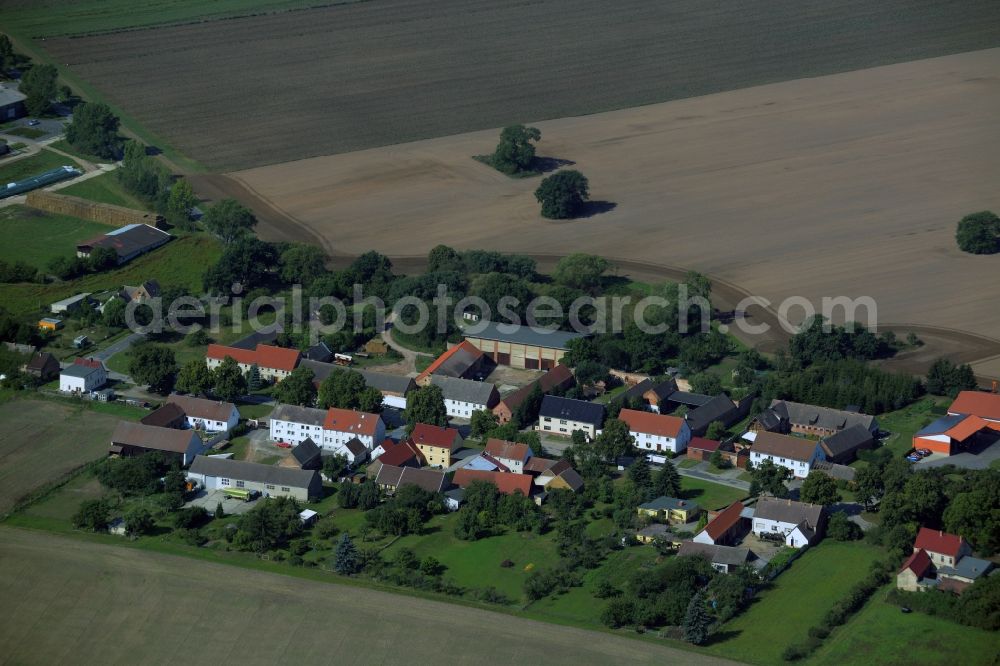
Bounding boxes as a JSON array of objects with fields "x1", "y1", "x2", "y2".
[{"x1": 42, "y1": 0, "x2": 1000, "y2": 171}]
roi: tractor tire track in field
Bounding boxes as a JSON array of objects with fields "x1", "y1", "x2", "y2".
[{"x1": 189, "y1": 174, "x2": 1000, "y2": 385}]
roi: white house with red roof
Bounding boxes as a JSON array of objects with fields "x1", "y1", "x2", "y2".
[
  {"x1": 692, "y1": 501, "x2": 749, "y2": 546},
  {"x1": 913, "y1": 527, "x2": 972, "y2": 568},
  {"x1": 269, "y1": 403, "x2": 384, "y2": 458},
  {"x1": 618, "y1": 408, "x2": 692, "y2": 454},
  {"x1": 205, "y1": 343, "x2": 300, "y2": 382}
]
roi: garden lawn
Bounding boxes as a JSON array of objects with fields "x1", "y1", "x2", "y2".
[
  {"x1": 0, "y1": 148, "x2": 71, "y2": 182},
  {"x1": 379, "y1": 512, "x2": 561, "y2": 601},
  {"x1": 60, "y1": 171, "x2": 150, "y2": 209},
  {"x1": 707, "y1": 541, "x2": 883, "y2": 665},
  {"x1": 679, "y1": 476, "x2": 746, "y2": 511},
  {"x1": 0, "y1": 205, "x2": 109, "y2": 270},
  {"x1": 0, "y1": 233, "x2": 222, "y2": 316},
  {"x1": 876, "y1": 397, "x2": 950, "y2": 458},
  {"x1": 530, "y1": 547, "x2": 660, "y2": 625},
  {"x1": 808, "y1": 586, "x2": 997, "y2": 666}
]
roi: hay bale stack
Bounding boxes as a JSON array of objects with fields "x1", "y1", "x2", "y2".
[{"x1": 25, "y1": 190, "x2": 166, "y2": 228}]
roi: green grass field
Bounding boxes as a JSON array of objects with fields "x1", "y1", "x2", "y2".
[
  {"x1": 59, "y1": 172, "x2": 150, "y2": 209},
  {"x1": 0, "y1": 233, "x2": 222, "y2": 316},
  {"x1": 1, "y1": 0, "x2": 359, "y2": 38},
  {"x1": 707, "y1": 542, "x2": 883, "y2": 665},
  {"x1": 679, "y1": 476, "x2": 746, "y2": 511},
  {"x1": 3, "y1": 126, "x2": 46, "y2": 139},
  {"x1": 0, "y1": 148, "x2": 76, "y2": 183},
  {"x1": 0, "y1": 398, "x2": 120, "y2": 517},
  {"x1": 47, "y1": 139, "x2": 111, "y2": 164},
  {"x1": 876, "y1": 397, "x2": 950, "y2": 458},
  {"x1": 0, "y1": 205, "x2": 110, "y2": 270},
  {"x1": 808, "y1": 587, "x2": 997, "y2": 666}
]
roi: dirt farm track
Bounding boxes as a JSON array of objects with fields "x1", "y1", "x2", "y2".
[
  {"x1": 191, "y1": 49, "x2": 1000, "y2": 380},
  {"x1": 0, "y1": 528, "x2": 738, "y2": 665}
]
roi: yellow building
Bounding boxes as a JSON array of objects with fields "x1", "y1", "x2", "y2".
[
  {"x1": 38, "y1": 317, "x2": 63, "y2": 331},
  {"x1": 637, "y1": 496, "x2": 701, "y2": 524},
  {"x1": 409, "y1": 423, "x2": 462, "y2": 468}
]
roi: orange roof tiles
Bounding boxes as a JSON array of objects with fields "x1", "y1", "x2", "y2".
[
  {"x1": 415, "y1": 341, "x2": 483, "y2": 383},
  {"x1": 324, "y1": 407, "x2": 381, "y2": 437},
  {"x1": 484, "y1": 438, "x2": 531, "y2": 462},
  {"x1": 618, "y1": 408, "x2": 686, "y2": 438},
  {"x1": 452, "y1": 469, "x2": 533, "y2": 496},
  {"x1": 949, "y1": 391, "x2": 1000, "y2": 422},
  {"x1": 945, "y1": 415, "x2": 991, "y2": 442},
  {"x1": 702, "y1": 501, "x2": 745, "y2": 541},
  {"x1": 410, "y1": 423, "x2": 460, "y2": 450},
  {"x1": 206, "y1": 343, "x2": 300, "y2": 371}
]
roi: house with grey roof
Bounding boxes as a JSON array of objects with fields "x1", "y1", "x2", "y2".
[
  {"x1": 188, "y1": 455, "x2": 322, "y2": 501},
  {"x1": 819, "y1": 423, "x2": 875, "y2": 464},
  {"x1": 677, "y1": 541, "x2": 753, "y2": 573},
  {"x1": 428, "y1": 375, "x2": 499, "y2": 419},
  {"x1": 110, "y1": 421, "x2": 204, "y2": 465},
  {"x1": 269, "y1": 404, "x2": 327, "y2": 446},
  {"x1": 298, "y1": 360, "x2": 415, "y2": 410},
  {"x1": 753, "y1": 400, "x2": 878, "y2": 438},
  {"x1": 538, "y1": 395, "x2": 605, "y2": 439},
  {"x1": 76, "y1": 224, "x2": 172, "y2": 264},
  {"x1": 751, "y1": 497, "x2": 826, "y2": 549}
]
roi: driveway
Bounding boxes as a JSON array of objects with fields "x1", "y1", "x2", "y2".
[
  {"x1": 916, "y1": 438, "x2": 1000, "y2": 470},
  {"x1": 92, "y1": 332, "x2": 145, "y2": 363},
  {"x1": 676, "y1": 465, "x2": 751, "y2": 492},
  {"x1": 185, "y1": 489, "x2": 259, "y2": 515}
]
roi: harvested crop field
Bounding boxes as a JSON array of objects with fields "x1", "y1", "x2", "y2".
[
  {"x1": 42, "y1": 0, "x2": 1000, "y2": 171},
  {"x1": 0, "y1": 528, "x2": 738, "y2": 665},
  {"x1": 0, "y1": 399, "x2": 119, "y2": 517},
  {"x1": 226, "y1": 49, "x2": 1000, "y2": 360}
]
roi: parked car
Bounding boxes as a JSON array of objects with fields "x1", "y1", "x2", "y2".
[
  {"x1": 276, "y1": 441, "x2": 292, "y2": 449},
  {"x1": 906, "y1": 454, "x2": 921, "y2": 463},
  {"x1": 26, "y1": 119, "x2": 40, "y2": 126},
  {"x1": 917, "y1": 448, "x2": 932, "y2": 457}
]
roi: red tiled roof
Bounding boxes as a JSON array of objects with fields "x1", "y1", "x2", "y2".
[
  {"x1": 899, "y1": 548, "x2": 933, "y2": 578},
  {"x1": 415, "y1": 341, "x2": 483, "y2": 383},
  {"x1": 324, "y1": 407, "x2": 381, "y2": 437},
  {"x1": 949, "y1": 391, "x2": 1000, "y2": 422},
  {"x1": 945, "y1": 415, "x2": 991, "y2": 442},
  {"x1": 618, "y1": 408, "x2": 685, "y2": 438},
  {"x1": 688, "y1": 437, "x2": 722, "y2": 453},
  {"x1": 206, "y1": 343, "x2": 300, "y2": 371},
  {"x1": 378, "y1": 439, "x2": 423, "y2": 467},
  {"x1": 484, "y1": 438, "x2": 531, "y2": 462},
  {"x1": 74, "y1": 357, "x2": 104, "y2": 369},
  {"x1": 410, "y1": 423, "x2": 460, "y2": 451},
  {"x1": 453, "y1": 469, "x2": 533, "y2": 496},
  {"x1": 914, "y1": 527, "x2": 965, "y2": 559},
  {"x1": 702, "y1": 501, "x2": 744, "y2": 541}
]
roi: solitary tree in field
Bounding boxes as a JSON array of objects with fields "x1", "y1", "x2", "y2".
[
  {"x1": 492, "y1": 124, "x2": 541, "y2": 174},
  {"x1": 202, "y1": 198, "x2": 258, "y2": 244},
  {"x1": 956, "y1": 210, "x2": 1000, "y2": 254},
  {"x1": 65, "y1": 102, "x2": 121, "y2": 159},
  {"x1": 535, "y1": 170, "x2": 590, "y2": 219}
]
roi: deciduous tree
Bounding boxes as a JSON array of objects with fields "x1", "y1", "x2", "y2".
[
  {"x1": 65, "y1": 102, "x2": 121, "y2": 159},
  {"x1": 202, "y1": 198, "x2": 257, "y2": 244},
  {"x1": 212, "y1": 356, "x2": 247, "y2": 401},
  {"x1": 127, "y1": 343, "x2": 178, "y2": 394},
  {"x1": 535, "y1": 170, "x2": 590, "y2": 219},
  {"x1": 491, "y1": 124, "x2": 541, "y2": 174},
  {"x1": 800, "y1": 471, "x2": 841, "y2": 506}
]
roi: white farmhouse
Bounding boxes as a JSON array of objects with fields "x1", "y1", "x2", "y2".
[
  {"x1": 749, "y1": 431, "x2": 825, "y2": 478},
  {"x1": 165, "y1": 394, "x2": 240, "y2": 432},
  {"x1": 59, "y1": 358, "x2": 107, "y2": 394},
  {"x1": 618, "y1": 408, "x2": 692, "y2": 454},
  {"x1": 269, "y1": 403, "x2": 385, "y2": 458},
  {"x1": 429, "y1": 375, "x2": 499, "y2": 419},
  {"x1": 751, "y1": 497, "x2": 826, "y2": 549}
]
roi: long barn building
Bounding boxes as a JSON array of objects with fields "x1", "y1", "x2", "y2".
[{"x1": 463, "y1": 321, "x2": 586, "y2": 370}]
